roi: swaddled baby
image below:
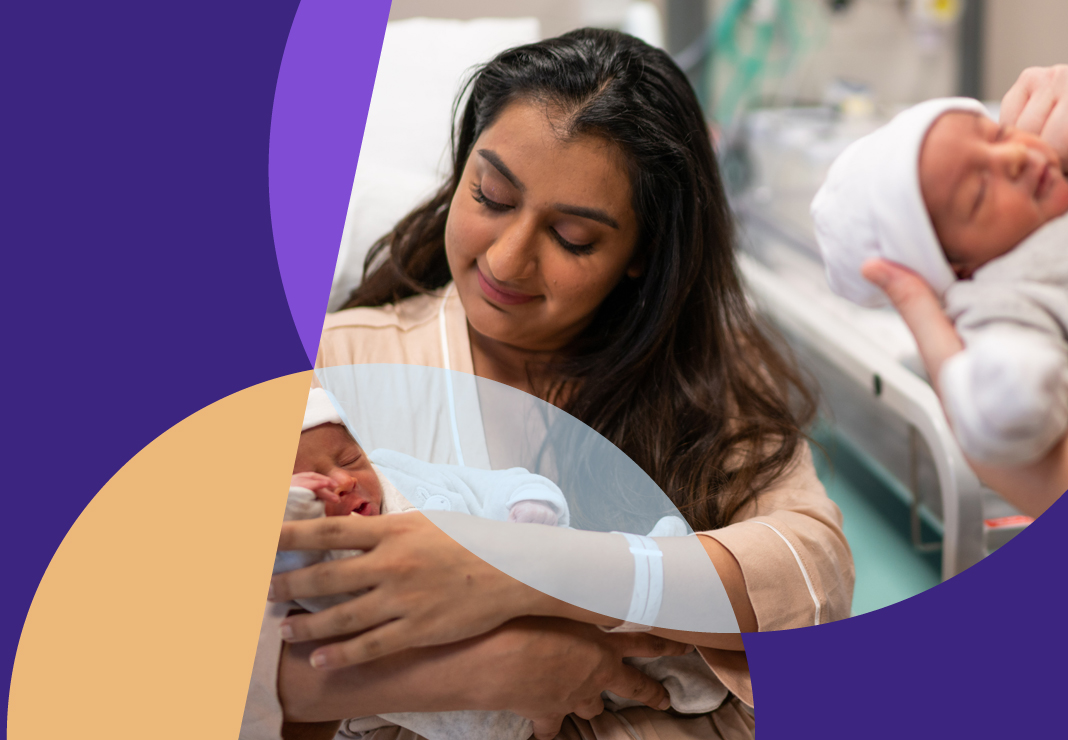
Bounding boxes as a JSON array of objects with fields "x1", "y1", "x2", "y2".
[
  {"x1": 277, "y1": 389, "x2": 728, "y2": 740},
  {"x1": 278, "y1": 388, "x2": 567, "y2": 740},
  {"x1": 811, "y1": 98, "x2": 1068, "y2": 466},
  {"x1": 279, "y1": 388, "x2": 568, "y2": 606}
]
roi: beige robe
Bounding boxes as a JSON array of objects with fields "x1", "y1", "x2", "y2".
[{"x1": 304, "y1": 287, "x2": 854, "y2": 739}]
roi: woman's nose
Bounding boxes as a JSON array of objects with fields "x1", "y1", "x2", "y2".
[{"x1": 485, "y1": 217, "x2": 538, "y2": 282}]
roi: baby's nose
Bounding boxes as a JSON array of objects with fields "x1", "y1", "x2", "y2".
[
  {"x1": 994, "y1": 141, "x2": 1032, "y2": 178},
  {"x1": 329, "y1": 469, "x2": 355, "y2": 492}
]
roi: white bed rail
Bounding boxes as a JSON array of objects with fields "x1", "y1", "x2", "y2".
[{"x1": 738, "y1": 252, "x2": 986, "y2": 579}]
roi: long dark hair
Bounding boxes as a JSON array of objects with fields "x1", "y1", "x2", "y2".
[{"x1": 344, "y1": 28, "x2": 815, "y2": 532}]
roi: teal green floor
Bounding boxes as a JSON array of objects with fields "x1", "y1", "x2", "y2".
[{"x1": 809, "y1": 428, "x2": 941, "y2": 616}]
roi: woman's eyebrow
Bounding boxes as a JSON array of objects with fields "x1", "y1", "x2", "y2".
[
  {"x1": 553, "y1": 203, "x2": 620, "y2": 229},
  {"x1": 477, "y1": 149, "x2": 524, "y2": 191}
]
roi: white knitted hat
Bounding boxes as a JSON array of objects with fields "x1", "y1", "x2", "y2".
[
  {"x1": 811, "y1": 97, "x2": 991, "y2": 307},
  {"x1": 302, "y1": 387, "x2": 345, "y2": 431}
]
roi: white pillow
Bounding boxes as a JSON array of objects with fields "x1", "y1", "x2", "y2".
[{"x1": 329, "y1": 17, "x2": 542, "y2": 310}]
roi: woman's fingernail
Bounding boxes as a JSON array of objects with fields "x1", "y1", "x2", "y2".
[
  {"x1": 310, "y1": 651, "x2": 329, "y2": 669},
  {"x1": 280, "y1": 623, "x2": 293, "y2": 641},
  {"x1": 658, "y1": 697, "x2": 671, "y2": 710}
]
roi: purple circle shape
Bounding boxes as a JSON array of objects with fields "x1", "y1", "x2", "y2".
[{"x1": 269, "y1": 0, "x2": 392, "y2": 365}]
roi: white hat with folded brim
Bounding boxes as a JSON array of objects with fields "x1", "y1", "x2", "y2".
[
  {"x1": 811, "y1": 97, "x2": 992, "y2": 307},
  {"x1": 302, "y1": 387, "x2": 345, "y2": 431}
]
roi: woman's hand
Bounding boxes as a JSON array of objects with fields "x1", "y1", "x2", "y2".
[
  {"x1": 270, "y1": 511, "x2": 539, "y2": 668},
  {"x1": 466, "y1": 618, "x2": 687, "y2": 739},
  {"x1": 860, "y1": 259, "x2": 964, "y2": 385},
  {"x1": 280, "y1": 616, "x2": 689, "y2": 740},
  {"x1": 1001, "y1": 64, "x2": 1068, "y2": 169},
  {"x1": 862, "y1": 258, "x2": 1068, "y2": 516}
]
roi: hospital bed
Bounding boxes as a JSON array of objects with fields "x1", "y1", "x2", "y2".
[{"x1": 730, "y1": 107, "x2": 1030, "y2": 580}]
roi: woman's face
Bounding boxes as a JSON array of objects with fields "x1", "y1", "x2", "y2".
[{"x1": 445, "y1": 100, "x2": 641, "y2": 353}]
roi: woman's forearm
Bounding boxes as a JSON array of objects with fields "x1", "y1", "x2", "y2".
[
  {"x1": 279, "y1": 617, "x2": 688, "y2": 725},
  {"x1": 525, "y1": 534, "x2": 756, "y2": 651},
  {"x1": 965, "y1": 433, "x2": 1068, "y2": 517}
]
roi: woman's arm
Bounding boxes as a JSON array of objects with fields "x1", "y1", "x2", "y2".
[
  {"x1": 538, "y1": 535, "x2": 756, "y2": 650},
  {"x1": 269, "y1": 511, "x2": 752, "y2": 671},
  {"x1": 279, "y1": 617, "x2": 687, "y2": 740},
  {"x1": 862, "y1": 258, "x2": 1068, "y2": 515}
]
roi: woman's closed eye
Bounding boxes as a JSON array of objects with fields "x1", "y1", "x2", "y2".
[
  {"x1": 471, "y1": 182, "x2": 596, "y2": 255},
  {"x1": 551, "y1": 227, "x2": 595, "y2": 256},
  {"x1": 471, "y1": 183, "x2": 512, "y2": 212}
]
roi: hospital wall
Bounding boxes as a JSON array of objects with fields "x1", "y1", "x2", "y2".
[
  {"x1": 391, "y1": 0, "x2": 1068, "y2": 110},
  {"x1": 388, "y1": 0, "x2": 668, "y2": 38},
  {"x1": 984, "y1": 0, "x2": 1068, "y2": 98}
]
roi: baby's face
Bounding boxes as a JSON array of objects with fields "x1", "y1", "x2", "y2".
[
  {"x1": 293, "y1": 424, "x2": 383, "y2": 517},
  {"x1": 920, "y1": 111, "x2": 1068, "y2": 278}
]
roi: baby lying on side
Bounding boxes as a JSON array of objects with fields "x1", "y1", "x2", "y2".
[{"x1": 812, "y1": 97, "x2": 1068, "y2": 466}]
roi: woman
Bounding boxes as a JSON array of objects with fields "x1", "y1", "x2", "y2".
[{"x1": 258, "y1": 29, "x2": 853, "y2": 740}]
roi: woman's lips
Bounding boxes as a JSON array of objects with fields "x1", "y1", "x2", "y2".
[{"x1": 476, "y1": 267, "x2": 537, "y2": 305}]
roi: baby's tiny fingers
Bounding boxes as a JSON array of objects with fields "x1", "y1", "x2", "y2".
[{"x1": 314, "y1": 489, "x2": 341, "y2": 504}]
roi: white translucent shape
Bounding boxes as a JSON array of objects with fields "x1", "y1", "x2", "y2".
[{"x1": 316, "y1": 363, "x2": 739, "y2": 633}]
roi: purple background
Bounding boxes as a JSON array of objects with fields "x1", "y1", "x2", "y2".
[
  {"x1": 4, "y1": 1, "x2": 1064, "y2": 738},
  {"x1": 270, "y1": 0, "x2": 390, "y2": 365}
]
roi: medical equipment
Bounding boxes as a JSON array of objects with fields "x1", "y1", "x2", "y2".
[{"x1": 732, "y1": 106, "x2": 1031, "y2": 579}]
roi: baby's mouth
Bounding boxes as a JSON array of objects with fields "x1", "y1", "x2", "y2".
[
  {"x1": 352, "y1": 500, "x2": 379, "y2": 516},
  {"x1": 328, "y1": 490, "x2": 379, "y2": 517}
]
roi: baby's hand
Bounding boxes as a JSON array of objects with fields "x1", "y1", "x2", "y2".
[
  {"x1": 291, "y1": 472, "x2": 341, "y2": 505},
  {"x1": 507, "y1": 501, "x2": 560, "y2": 526}
]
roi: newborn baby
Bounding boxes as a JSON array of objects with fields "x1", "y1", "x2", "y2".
[
  {"x1": 275, "y1": 389, "x2": 728, "y2": 740},
  {"x1": 277, "y1": 388, "x2": 567, "y2": 740},
  {"x1": 811, "y1": 97, "x2": 1068, "y2": 466},
  {"x1": 277, "y1": 388, "x2": 569, "y2": 605}
]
